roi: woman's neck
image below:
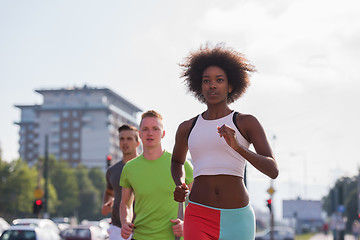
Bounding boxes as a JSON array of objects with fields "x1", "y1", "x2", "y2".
[{"x1": 203, "y1": 105, "x2": 232, "y2": 120}]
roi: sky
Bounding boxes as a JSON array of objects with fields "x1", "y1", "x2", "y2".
[{"x1": 1, "y1": 0, "x2": 359, "y2": 220}]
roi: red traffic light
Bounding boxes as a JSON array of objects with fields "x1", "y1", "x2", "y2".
[
  {"x1": 266, "y1": 198, "x2": 272, "y2": 212},
  {"x1": 106, "y1": 155, "x2": 112, "y2": 161},
  {"x1": 33, "y1": 199, "x2": 43, "y2": 215}
]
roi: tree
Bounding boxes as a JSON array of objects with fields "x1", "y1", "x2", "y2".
[
  {"x1": 0, "y1": 159, "x2": 37, "y2": 217},
  {"x1": 88, "y1": 167, "x2": 106, "y2": 220},
  {"x1": 323, "y1": 175, "x2": 358, "y2": 232},
  {"x1": 75, "y1": 165, "x2": 101, "y2": 220},
  {"x1": 88, "y1": 167, "x2": 106, "y2": 198},
  {"x1": 48, "y1": 158, "x2": 79, "y2": 217}
]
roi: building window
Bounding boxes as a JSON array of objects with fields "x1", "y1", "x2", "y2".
[
  {"x1": 51, "y1": 143, "x2": 59, "y2": 149},
  {"x1": 72, "y1": 111, "x2": 78, "y2": 117},
  {"x1": 72, "y1": 131, "x2": 80, "y2": 138},
  {"x1": 72, "y1": 142, "x2": 79, "y2": 149},
  {"x1": 62, "y1": 142, "x2": 69, "y2": 149},
  {"x1": 62, "y1": 111, "x2": 69, "y2": 118},
  {"x1": 72, "y1": 121, "x2": 80, "y2": 128},
  {"x1": 62, "y1": 131, "x2": 69, "y2": 139},
  {"x1": 61, "y1": 152, "x2": 68, "y2": 160},
  {"x1": 62, "y1": 121, "x2": 69, "y2": 128},
  {"x1": 72, "y1": 152, "x2": 79, "y2": 159}
]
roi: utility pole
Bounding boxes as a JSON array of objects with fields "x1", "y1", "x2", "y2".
[
  {"x1": 43, "y1": 135, "x2": 49, "y2": 218},
  {"x1": 267, "y1": 185, "x2": 275, "y2": 240},
  {"x1": 268, "y1": 134, "x2": 276, "y2": 240}
]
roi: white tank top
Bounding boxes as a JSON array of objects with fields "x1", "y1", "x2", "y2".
[{"x1": 188, "y1": 111, "x2": 250, "y2": 178}]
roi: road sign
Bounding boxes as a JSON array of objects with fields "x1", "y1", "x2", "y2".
[
  {"x1": 337, "y1": 205, "x2": 345, "y2": 213},
  {"x1": 34, "y1": 188, "x2": 44, "y2": 199},
  {"x1": 267, "y1": 187, "x2": 275, "y2": 195}
]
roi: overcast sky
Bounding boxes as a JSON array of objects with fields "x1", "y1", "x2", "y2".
[{"x1": 1, "y1": 0, "x2": 359, "y2": 219}]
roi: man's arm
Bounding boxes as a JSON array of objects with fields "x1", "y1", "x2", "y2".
[
  {"x1": 101, "y1": 188, "x2": 114, "y2": 216},
  {"x1": 120, "y1": 187, "x2": 135, "y2": 239}
]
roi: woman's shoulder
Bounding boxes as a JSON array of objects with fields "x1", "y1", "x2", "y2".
[
  {"x1": 234, "y1": 112, "x2": 259, "y2": 125},
  {"x1": 175, "y1": 115, "x2": 200, "y2": 142},
  {"x1": 178, "y1": 115, "x2": 199, "y2": 132}
]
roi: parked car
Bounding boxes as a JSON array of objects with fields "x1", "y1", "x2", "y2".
[
  {"x1": 0, "y1": 218, "x2": 10, "y2": 235},
  {"x1": 0, "y1": 225, "x2": 61, "y2": 240},
  {"x1": 60, "y1": 225, "x2": 105, "y2": 240},
  {"x1": 255, "y1": 226, "x2": 295, "y2": 240},
  {"x1": 52, "y1": 217, "x2": 71, "y2": 232},
  {"x1": 80, "y1": 220, "x2": 109, "y2": 239},
  {"x1": 12, "y1": 218, "x2": 60, "y2": 235}
]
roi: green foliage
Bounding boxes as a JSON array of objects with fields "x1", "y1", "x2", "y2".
[
  {"x1": 75, "y1": 165, "x2": 102, "y2": 221},
  {"x1": 0, "y1": 157, "x2": 106, "y2": 222},
  {"x1": 322, "y1": 175, "x2": 359, "y2": 232},
  {"x1": 48, "y1": 158, "x2": 79, "y2": 216},
  {"x1": 88, "y1": 167, "x2": 106, "y2": 200},
  {"x1": 0, "y1": 159, "x2": 37, "y2": 217}
]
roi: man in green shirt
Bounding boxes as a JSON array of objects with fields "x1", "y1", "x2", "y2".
[{"x1": 120, "y1": 110, "x2": 193, "y2": 240}]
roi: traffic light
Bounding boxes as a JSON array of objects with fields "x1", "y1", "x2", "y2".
[
  {"x1": 106, "y1": 155, "x2": 112, "y2": 168},
  {"x1": 33, "y1": 199, "x2": 43, "y2": 215},
  {"x1": 266, "y1": 198, "x2": 272, "y2": 212}
]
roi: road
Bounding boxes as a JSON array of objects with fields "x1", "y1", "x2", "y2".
[{"x1": 309, "y1": 233, "x2": 356, "y2": 240}]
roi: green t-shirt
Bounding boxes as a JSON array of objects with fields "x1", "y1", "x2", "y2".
[{"x1": 120, "y1": 150, "x2": 193, "y2": 240}]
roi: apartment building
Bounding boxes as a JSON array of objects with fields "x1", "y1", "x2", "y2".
[{"x1": 14, "y1": 85, "x2": 142, "y2": 170}]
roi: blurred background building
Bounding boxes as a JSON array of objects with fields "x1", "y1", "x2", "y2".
[
  {"x1": 283, "y1": 198, "x2": 323, "y2": 234},
  {"x1": 14, "y1": 85, "x2": 142, "y2": 170}
]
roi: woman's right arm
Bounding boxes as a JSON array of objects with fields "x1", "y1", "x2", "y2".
[{"x1": 171, "y1": 120, "x2": 192, "y2": 202}]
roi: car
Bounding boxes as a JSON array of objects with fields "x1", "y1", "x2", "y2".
[
  {"x1": 60, "y1": 225, "x2": 105, "y2": 240},
  {"x1": 0, "y1": 225, "x2": 61, "y2": 240},
  {"x1": 0, "y1": 218, "x2": 10, "y2": 235},
  {"x1": 80, "y1": 220, "x2": 109, "y2": 239},
  {"x1": 255, "y1": 226, "x2": 295, "y2": 240},
  {"x1": 52, "y1": 217, "x2": 71, "y2": 232},
  {"x1": 12, "y1": 218, "x2": 60, "y2": 235}
]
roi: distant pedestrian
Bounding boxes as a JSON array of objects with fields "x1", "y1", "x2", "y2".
[
  {"x1": 101, "y1": 124, "x2": 140, "y2": 240},
  {"x1": 171, "y1": 43, "x2": 279, "y2": 240},
  {"x1": 353, "y1": 220, "x2": 360, "y2": 240},
  {"x1": 323, "y1": 222, "x2": 329, "y2": 235}
]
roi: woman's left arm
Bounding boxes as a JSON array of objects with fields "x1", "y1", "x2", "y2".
[{"x1": 217, "y1": 114, "x2": 279, "y2": 179}]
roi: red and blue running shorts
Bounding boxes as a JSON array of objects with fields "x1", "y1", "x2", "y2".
[{"x1": 183, "y1": 201, "x2": 255, "y2": 240}]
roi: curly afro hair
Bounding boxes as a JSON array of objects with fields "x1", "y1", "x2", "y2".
[{"x1": 179, "y1": 43, "x2": 256, "y2": 104}]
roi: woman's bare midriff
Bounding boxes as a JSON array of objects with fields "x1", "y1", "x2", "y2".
[{"x1": 189, "y1": 175, "x2": 249, "y2": 209}]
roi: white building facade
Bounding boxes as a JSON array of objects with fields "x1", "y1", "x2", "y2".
[{"x1": 15, "y1": 85, "x2": 142, "y2": 170}]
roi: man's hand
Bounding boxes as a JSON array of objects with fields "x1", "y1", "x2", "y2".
[
  {"x1": 101, "y1": 200, "x2": 113, "y2": 215},
  {"x1": 170, "y1": 219, "x2": 183, "y2": 237},
  {"x1": 121, "y1": 223, "x2": 134, "y2": 239},
  {"x1": 173, "y1": 183, "x2": 189, "y2": 202}
]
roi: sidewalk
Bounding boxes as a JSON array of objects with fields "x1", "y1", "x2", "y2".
[{"x1": 309, "y1": 233, "x2": 355, "y2": 240}]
